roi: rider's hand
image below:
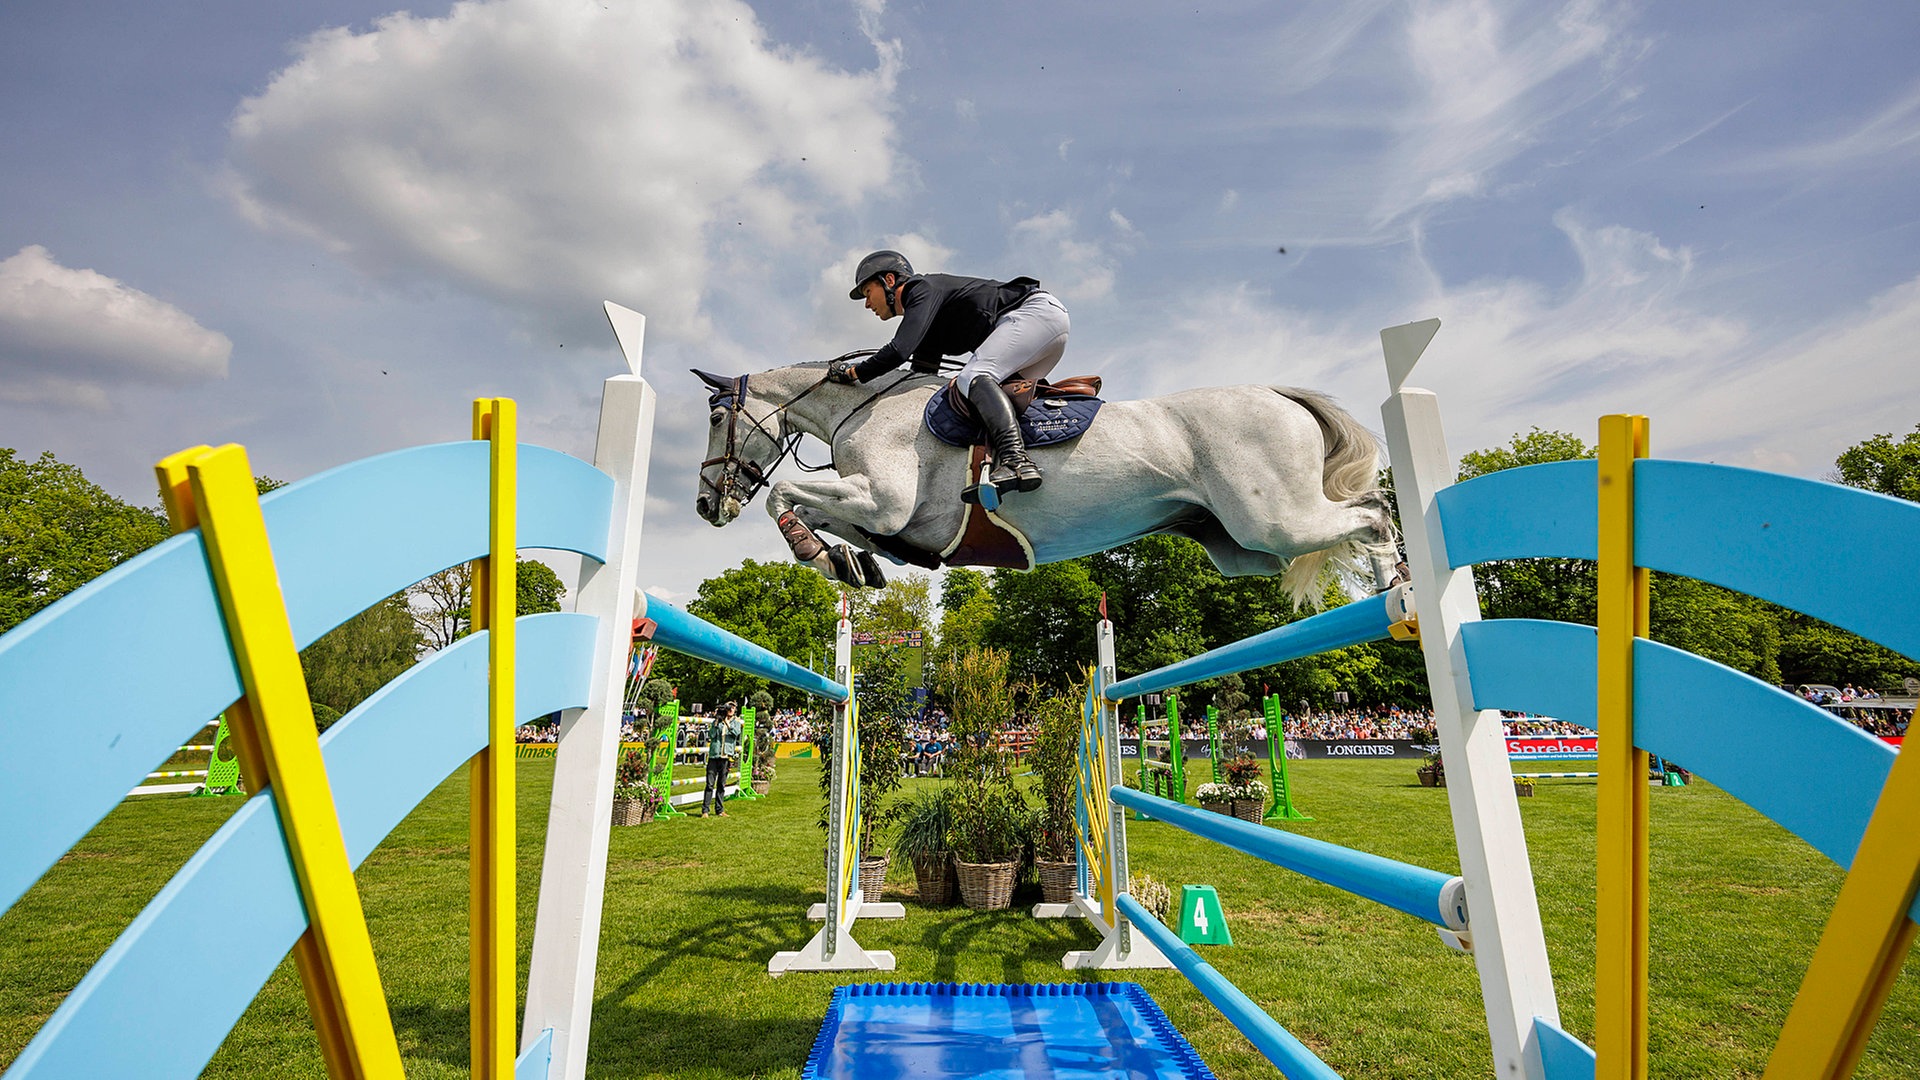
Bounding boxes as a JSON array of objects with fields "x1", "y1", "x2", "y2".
[{"x1": 827, "y1": 359, "x2": 861, "y2": 385}]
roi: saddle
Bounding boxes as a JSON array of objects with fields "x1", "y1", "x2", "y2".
[
  {"x1": 924, "y1": 375, "x2": 1105, "y2": 449},
  {"x1": 862, "y1": 375, "x2": 1106, "y2": 573}
]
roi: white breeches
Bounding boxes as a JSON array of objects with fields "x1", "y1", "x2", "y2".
[{"x1": 954, "y1": 291, "x2": 1070, "y2": 385}]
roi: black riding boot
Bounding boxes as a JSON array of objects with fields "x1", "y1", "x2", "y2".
[{"x1": 966, "y1": 375, "x2": 1043, "y2": 494}]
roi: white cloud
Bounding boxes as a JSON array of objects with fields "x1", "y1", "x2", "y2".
[
  {"x1": 224, "y1": 0, "x2": 901, "y2": 342},
  {"x1": 1375, "y1": 0, "x2": 1640, "y2": 227},
  {"x1": 1733, "y1": 77, "x2": 1920, "y2": 174},
  {"x1": 1006, "y1": 209, "x2": 1137, "y2": 304},
  {"x1": 0, "y1": 245, "x2": 231, "y2": 409}
]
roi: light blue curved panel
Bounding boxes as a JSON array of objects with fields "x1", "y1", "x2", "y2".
[
  {"x1": 262, "y1": 442, "x2": 611, "y2": 646},
  {"x1": 1435, "y1": 460, "x2": 1596, "y2": 569},
  {"x1": 1461, "y1": 619, "x2": 1599, "y2": 729},
  {"x1": 1533, "y1": 1017, "x2": 1596, "y2": 1080},
  {"x1": 6, "y1": 612, "x2": 597, "y2": 1080},
  {"x1": 1633, "y1": 638, "x2": 1896, "y2": 871},
  {"x1": 0, "y1": 442, "x2": 611, "y2": 920},
  {"x1": 0, "y1": 533, "x2": 236, "y2": 916},
  {"x1": 1636, "y1": 461, "x2": 1920, "y2": 659}
]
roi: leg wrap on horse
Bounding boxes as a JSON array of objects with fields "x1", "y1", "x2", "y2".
[
  {"x1": 776, "y1": 511, "x2": 826, "y2": 561},
  {"x1": 825, "y1": 543, "x2": 888, "y2": 588},
  {"x1": 966, "y1": 374, "x2": 1042, "y2": 494}
]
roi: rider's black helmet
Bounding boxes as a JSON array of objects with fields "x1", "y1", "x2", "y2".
[{"x1": 849, "y1": 250, "x2": 914, "y2": 299}]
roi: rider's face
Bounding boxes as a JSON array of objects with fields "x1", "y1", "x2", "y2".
[{"x1": 860, "y1": 277, "x2": 898, "y2": 320}]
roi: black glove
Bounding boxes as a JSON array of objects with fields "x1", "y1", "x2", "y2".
[{"x1": 827, "y1": 359, "x2": 861, "y2": 385}]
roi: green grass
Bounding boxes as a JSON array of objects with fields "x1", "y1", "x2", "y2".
[{"x1": 3, "y1": 758, "x2": 1916, "y2": 1078}]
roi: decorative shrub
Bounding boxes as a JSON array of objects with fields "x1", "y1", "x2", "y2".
[{"x1": 1197, "y1": 780, "x2": 1268, "y2": 804}]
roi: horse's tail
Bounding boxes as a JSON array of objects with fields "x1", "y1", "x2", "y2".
[{"x1": 1272, "y1": 387, "x2": 1393, "y2": 610}]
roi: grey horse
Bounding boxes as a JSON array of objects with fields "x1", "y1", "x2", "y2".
[{"x1": 693, "y1": 364, "x2": 1399, "y2": 610}]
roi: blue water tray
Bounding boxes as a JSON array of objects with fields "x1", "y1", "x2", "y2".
[{"x1": 802, "y1": 982, "x2": 1216, "y2": 1080}]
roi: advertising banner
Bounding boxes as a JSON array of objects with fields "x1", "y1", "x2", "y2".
[
  {"x1": 1505, "y1": 736, "x2": 1599, "y2": 761},
  {"x1": 1292, "y1": 740, "x2": 1435, "y2": 760}
]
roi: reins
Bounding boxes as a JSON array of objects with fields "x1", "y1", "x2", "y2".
[{"x1": 699, "y1": 350, "x2": 915, "y2": 507}]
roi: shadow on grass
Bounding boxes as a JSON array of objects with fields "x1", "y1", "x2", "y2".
[{"x1": 604, "y1": 881, "x2": 821, "y2": 993}]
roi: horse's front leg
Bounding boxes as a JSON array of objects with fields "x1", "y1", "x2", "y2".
[{"x1": 766, "y1": 475, "x2": 912, "y2": 588}]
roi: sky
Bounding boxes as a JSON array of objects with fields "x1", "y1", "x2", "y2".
[{"x1": 3, "y1": 0, "x2": 1916, "y2": 604}]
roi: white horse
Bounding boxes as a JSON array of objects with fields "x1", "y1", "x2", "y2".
[{"x1": 692, "y1": 364, "x2": 1399, "y2": 609}]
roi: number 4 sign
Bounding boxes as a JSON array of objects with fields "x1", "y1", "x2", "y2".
[{"x1": 1177, "y1": 884, "x2": 1233, "y2": 945}]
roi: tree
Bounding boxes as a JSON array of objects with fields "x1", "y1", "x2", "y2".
[
  {"x1": 1, "y1": 449, "x2": 169, "y2": 633},
  {"x1": 935, "y1": 568, "x2": 996, "y2": 668},
  {"x1": 1457, "y1": 428, "x2": 1599, "y2": 628},
  {"x1": 300, "y1": 593, "x2": 424, "y2": 727},
  {"x1": 409, "y1": 557, "x2": 567, "y2": 650},
  {"x1": 650, "y1": 559, "x2": 840, "y2": 707},
  {"x1": 1833, "y1": 424, "x2": 1920, "y2": 503}
]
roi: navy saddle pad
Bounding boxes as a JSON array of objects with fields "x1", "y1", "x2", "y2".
[{"x1": 924, "y1": 390, "x2": 1104, "y2": 449}]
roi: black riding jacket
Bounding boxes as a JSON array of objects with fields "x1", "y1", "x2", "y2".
[{"x1": 851, "y1": 273, "x2": 1040, "y2": 381}]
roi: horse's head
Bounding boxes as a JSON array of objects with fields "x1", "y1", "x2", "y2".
[{"x1": 692, "y1": 368, "x2": 788, "y2": 527}]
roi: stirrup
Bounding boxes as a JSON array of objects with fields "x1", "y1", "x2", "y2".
[{"x1": 962, "y1": 478, "x2": 1003, "y2": 511}]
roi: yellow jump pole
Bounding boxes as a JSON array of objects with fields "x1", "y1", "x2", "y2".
[
  {"x1": 1766, "y1": 732, "x2": 1920, "y2": 1077},
  {"x1": 161, "y1": 445, "x2": 405, "y2": 1079},
  {"x1": 1596, "y1": 414, "x2": 1650, "y2": 1080},
  {"x1": 470, "y1": 398, "x2": 518, "y2": 1079}
]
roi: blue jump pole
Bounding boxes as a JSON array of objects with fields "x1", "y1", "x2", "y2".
[
  {"x1": 1110, "y1": 787, "x2": 1468, "y2": 931},
  {"x1": 1115, "y1": 894, "x2": 1344, "y2": 1080},
  {"x1": 637, "y1": 595, "x2": 849, "y2": 702},
  {"x1": 1105, "y1": 591, "x2": 1399, "y2": 702}
]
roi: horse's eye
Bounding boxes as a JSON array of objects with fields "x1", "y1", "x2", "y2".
[{"x1": 710, "y1": 412, "x2": 724, "y2": 427}]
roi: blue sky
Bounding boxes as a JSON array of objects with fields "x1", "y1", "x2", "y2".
[{"x1": 3, "y1": 0, "x2": 1916, "y2": 602}]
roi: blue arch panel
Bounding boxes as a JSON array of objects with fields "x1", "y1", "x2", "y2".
[
  {"x1": 5, "y1": 612, "x2": 598, "y2": 1080},
  {"x1": 1435, "y1": 460, "x2": 1596, "y2": 569},
  {"x1": 1460, "y1": 620, "x2": 1598, "y2": 727},
  {"x1": 1635, "y1": 461, "x2": 1920, "y2": 660},
  {"x1": 1462, "y1": 620, "x2": 1906, "y2": 913},
  {"x1": 0, "y1": 443, "x2": 612, "y2": 918},
  {"x1": 1632, "y1": 638, "x2": 1897, "y2": 871}
]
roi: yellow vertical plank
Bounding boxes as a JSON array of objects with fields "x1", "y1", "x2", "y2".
[
  {"x1": 1596, "y1": 414, "x2": 1650, "y2": 1080},
  {"x1": 469, "y1": 399, "x2": 517, "y2": 1080},
  {"x1": 1766, "y1": 740, "x2": 1920, "y2": 1079},
  {"x1": 155, "y1": 450, "x2": 360, "y2": 1078},
  {"x1": 183, "y1": 444, "x2": 403, "y2": 1080}
]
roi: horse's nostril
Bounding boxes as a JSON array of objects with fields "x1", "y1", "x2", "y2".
[{"x1": 697, "y1": 494, "x2": 713, "y2": 516}]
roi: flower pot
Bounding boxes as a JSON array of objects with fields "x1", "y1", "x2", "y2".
[
  {"x1": 954, "y1": 859, "x2": 1018, "y2": 910},
  {"x1": 751, "y1": 778, "x2": 771, "y2": 796},
  {"x1": 858, "y1": 852, "x2": 890, "y2": 901},
  {"x1": 1229, "y1": 800, "x2": 1263, "y2": 823},
  {"x1": 1201, "y1": 800, "x2": 1231, "y2": 815},
  {"x1": 1036, "y1": 858, "x2": 1078, "y2": 904},
  {"x1": 913, "y1": 853, "x2": 955, "y2": 906},
  {"x1": 611, "y1": 797, "x2": 655, "y2": 826},
  {"x1": 1417, "y1": 766, "x2": 1441, "y2": 787},
  {"x1": 1514, "y1": 781, "x2": 1535, "y2": 798}
]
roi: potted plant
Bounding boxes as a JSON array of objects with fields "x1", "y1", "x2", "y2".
[
  {"x1": 1414, "y1": 726, "x2": 1444, "y2": 787},
  {"x1": 893, "y1": 787, "x2": 956, "y2": 905},
  {"x1": 947, "y1": 778, "x2": 1032, "y2": 910},
  {"x1": 749, "y1": 690, "x2": 776, "y2": 795},
  {"x1": 1222, "y1": 755, "x2": 1268, "y2": 821},
  {"x1": 1028, "y1": 682, "x2": 1082, "y2": 904},
  {"x1": 611, "y1": 748, "x2": 664, "y2": 825},
  {"x1": 1514, "y1": 776, "x2": 1536, "y2": 798}
]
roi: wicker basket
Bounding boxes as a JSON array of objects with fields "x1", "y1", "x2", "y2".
[
  {"x1": 752, "y1": 779, "x2": 771, "y2": 796},
  {"x1": 955, "y1": 859, "x2": 1018, "y2": 910},
  {"x1": 1230, "y1": 800, "x2": 1263, "y2": 823},
  {"x1": 611, "y1": 797, "x2": 655, "y2": 826},
  {"x1": 913, "y1": 854, "x2": 954, "y2": 905},
  {"x1": 1201, "y1": 800, "x2": 1231, "y2": 815},
  {"x1": 1036, "y1": 859, "x2": 1078, "y2": 904},
  {"x1": 858, "y1": 853, "x2": 890, "y2": 901}
]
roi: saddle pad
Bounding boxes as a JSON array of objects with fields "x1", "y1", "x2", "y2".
[
  {"x1": 925, "y1": 391, "x2": 1104, "y2": 449},
  {"x1": 802, "y1": 982, "x2": 1215, "y2": 1080}
]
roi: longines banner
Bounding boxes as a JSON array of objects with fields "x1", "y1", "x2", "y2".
[{"x1": 1292, "y1": 740, "x2": 1435, "y2": 760}]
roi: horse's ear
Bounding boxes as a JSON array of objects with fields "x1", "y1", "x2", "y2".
[{"x1": 690, "y1": 368, "x2": 734, "y2": 393}]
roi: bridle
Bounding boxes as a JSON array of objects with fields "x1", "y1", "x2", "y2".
[{"x1": 700, "y1": 350, "x2": 890, "y2": 510}]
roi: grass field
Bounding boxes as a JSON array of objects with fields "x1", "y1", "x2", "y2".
[{"x1": 3, "y1": 757, "x2": 1916, "y2": 1078}]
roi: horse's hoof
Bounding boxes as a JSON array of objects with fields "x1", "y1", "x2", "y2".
[{"x1": 856, "y1": 550, "x2": 888, "y2": 587}]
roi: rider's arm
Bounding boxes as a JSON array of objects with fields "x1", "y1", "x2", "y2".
[{"x1": 852, "y1": 278, "x2": 938, "y2": 380}]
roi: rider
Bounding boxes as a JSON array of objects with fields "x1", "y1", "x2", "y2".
[{"x1": 828, "y1": 250, "x2": 1069, "y2": 498}]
